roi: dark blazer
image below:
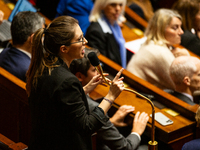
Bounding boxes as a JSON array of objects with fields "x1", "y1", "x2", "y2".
[
  {"x1": 182, "y1": 139, "x2": 200, "y2": 150},
  {"x1": 0, "y1": 47, "x2": 30, "y2": 82},
  {"x1": 87, "y1": 95, "x2": 142, "y2": 150},
  {"x1": 181, "y1": 30, "x2": 200, "y2": 56},
  {"x1": 28, "y1": 59, "x2": 109, "y2": 150},
  {"x1": 85, "y1": 22, "x2": 122, "y2": 66},
  {"x1": 167, "y1": 90, "x2": 195, "y2": 105}
]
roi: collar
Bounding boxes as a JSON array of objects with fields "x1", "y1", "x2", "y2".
[
  {"x1": 97, "y1": 16, "x2": 112, "y2": 34},
  {"x1": 17, "y1": 48, "x2": 31, "y2": 58},
  {"x1": 181, "y1": 92, "x2": 194, "y2": 102}
]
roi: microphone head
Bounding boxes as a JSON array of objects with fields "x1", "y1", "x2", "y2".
[{"x1": 88, "y1": 52, "x2": 100, "y2": 66}]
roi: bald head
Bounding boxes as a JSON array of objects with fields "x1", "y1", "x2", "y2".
[{"x1": 170, "y1": 56, "x2": 200, "y2": 85}]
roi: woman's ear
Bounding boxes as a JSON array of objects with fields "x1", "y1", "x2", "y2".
[{"x1": 60, "y1": 45, "x2": 69, "y2": 53}]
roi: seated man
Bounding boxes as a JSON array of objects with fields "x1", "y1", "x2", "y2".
[
  {"x1": 70, "y1": 52, "x2": 149, "y2": 150},
  {"x1": 0, "y1": 11, "x2": 45, "y2": 82},
  {"x1": 168, "y1": 56, "x2": 200, "y2": 105}
]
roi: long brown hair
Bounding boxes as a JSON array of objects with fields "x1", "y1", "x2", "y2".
[
  {"x1": 26, "y1": 16, "x2": 78, "y2": 96},
  {"x1": 172, "y1": 0, "x2": 200, "y2": 31}
]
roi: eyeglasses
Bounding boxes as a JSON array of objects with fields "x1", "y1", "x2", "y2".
[{"x1": 70, "y1": 36, "x2": 86, "y2": 45}]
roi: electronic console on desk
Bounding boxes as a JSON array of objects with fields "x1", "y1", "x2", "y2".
[{"x1": 150, "y1": 112, "x2": 173, "y2": 126}]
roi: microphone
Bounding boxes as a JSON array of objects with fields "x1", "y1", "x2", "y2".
[
  {"x1": 88, "y1": 52, "x2": 110, "y2": 85},
  {"x1": 88, "y1": 52, "x2": 158, "y2": 150}
]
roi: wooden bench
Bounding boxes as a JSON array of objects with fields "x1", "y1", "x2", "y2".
[
  {"x1": 0, "y1": 133, "x2": 27, "y2": 150},
  {"x1": 125, "y1": 5, "x2": 148, "y2": 31},
  {"x1": 0, "y1": 67, "x2": 99, "y2": 149},
  {"x1": 0, "y1": 67, "x2": 30, "y2": 145}
]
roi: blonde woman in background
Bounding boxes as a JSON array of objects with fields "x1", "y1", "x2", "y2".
[{"x1": 127, "y1": 8, "x2": 189, "y2": 90}]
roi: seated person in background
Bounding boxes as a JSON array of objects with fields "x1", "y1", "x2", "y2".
[
  {"x1": 127, "y1": 8, "x2": 189, "y2": 90},
  {"x1": 0, "y1": 11, "x2": 45, "y2": 82},
  {"x1": 70, "y1": 53, "x2": 149, "y2": 150},
  {"x1": 172, "y1": 0, "x2": 200, "y2": 56},
  {"x1": 85, "y1": 0, "x2": 128, "y2": 68},
  {"x1": 0, "y1": 10, "x2": 4, "y2": 25},
  {"x1": 168, "y1": 56, "x2": 200, "y2": 105},
  {"x1": 127, "y1": 0, "x2": 154, "y2": 21},
  {"x1": 181, "y1": 138, "x2": 200, "y2": 150},
  {"x1": 56, "y1": 0, "x2": 94, "y2": 35}
]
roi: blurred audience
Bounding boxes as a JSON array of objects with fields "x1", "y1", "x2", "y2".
[
  {"x1": 85, "y1": 0, "x2": 128, "y2": 68},
  {"x1": 172, "y1": 0, "x2": 200, "y2": 56},
  {"x1": 127, "y1": 8, "x2": 189, "y2": 90},
  {"x1": 168, "y1": 56, "x2": 200, "y2": 105},
  {"x1": 0, "y1": 11, "x2": 45, "y2": 82},
  {"x1": 56, "y1": 0, "x2": 94, "y2": 35}
]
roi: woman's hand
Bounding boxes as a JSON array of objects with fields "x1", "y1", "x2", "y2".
[
  {"x1": 105, "y1": 68, "x2": 124, "y2": 102},
  {"x1": 83, "y1": 74, "x2": 103, "y2": 94},
  {"x1": 110, "y1": 105, "x2": 135, "y2": 127},
  {"x1": 131, "y1": 111, "x2": 149, "y2": 136}
]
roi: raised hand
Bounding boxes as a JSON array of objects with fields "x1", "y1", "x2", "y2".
[
  {"x1": 105, "y1": 68, "x2": 124, "y2": 102},
  {"x1": 83, "y1": 74, "x2": 103, "y2": 94}
]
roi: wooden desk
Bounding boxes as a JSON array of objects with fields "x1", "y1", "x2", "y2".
[{"x1": 0, "y1": 0, "x2": 11, "y2": 20}]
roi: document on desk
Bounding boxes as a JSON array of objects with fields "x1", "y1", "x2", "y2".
[{"x1": 125, "y1": 37, "x2": 146, "y2": 53}]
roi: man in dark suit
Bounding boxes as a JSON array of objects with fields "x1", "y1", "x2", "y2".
[
  {"x1": 70, "y1": 52, "x2": 149, "y2": 150},
  {"x1": 0, "y1": 11, "x2": 45, "y2": 82},
  {"x1": 168, "y1": 56, "x2": 200, "y2": 105}
]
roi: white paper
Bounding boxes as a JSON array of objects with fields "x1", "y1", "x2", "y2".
[{"x1": 125, "y1": 37, "x2": 147, "y2": 53}]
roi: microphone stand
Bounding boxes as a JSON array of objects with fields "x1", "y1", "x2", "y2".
[
  {"x1": 95, "y1": 66, "x2": 158, "y2": 150},
  {"x1": 124, "y1": 88, "x2": 158, "y2": 150}
]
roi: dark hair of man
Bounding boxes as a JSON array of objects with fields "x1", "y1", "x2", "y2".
[
  {"x1": 70, "y1": 55, "x2": 91, "y2": 77},
  {"x1": 11, "y1": 11, "x2": 45, "y2": 45}
]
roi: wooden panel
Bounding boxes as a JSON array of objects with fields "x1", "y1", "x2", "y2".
[
  {"x1": 0, "y1": 67, "x2": 30, "y2": 145},
  {"x1": 125, "y1": 5, "x2": 148, "y2": 29},
  {"x1": 0, "y1": 133, "x2": 28, "y2": 150}
]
